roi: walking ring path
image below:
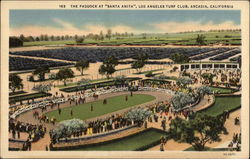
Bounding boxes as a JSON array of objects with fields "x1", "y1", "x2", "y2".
[{"x1": 11, "y1": 90, "x2": 216, "y2": 151}]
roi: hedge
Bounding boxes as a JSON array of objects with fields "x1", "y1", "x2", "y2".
[
  {"x1": 60, "y1": 77, "x2": 141, "y2": 93},
  {"x1": 9, "y1": 92, "x2": 52, "y2": 103},
  {"x1": 51, "y1": 128, "x2": 166, "y2": 151}
]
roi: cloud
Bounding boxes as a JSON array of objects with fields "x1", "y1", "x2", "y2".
[
  {"x1": 150, "y1": 21, "x2": 240, "y2": 33},
  {"x1": 10, "y1": 18, "x2": 240, "y2": 36},
  {"x1": 10, "y1": 18, "x2": 140, "y2": 36}
]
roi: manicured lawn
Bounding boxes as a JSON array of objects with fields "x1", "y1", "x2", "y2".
[
  {"x1": 209, "y1": 86, "x2": 235, "y2": 94},
  {"x1": 201, "y1": 96, "x2": 241, "y2": 116},
  {"x1": 9, "y1": 92, "x2": 52, "y2": 103},
  {"x1": 9, "y1": 91, "x2": 27, "y2": 96},
  {"x1": 45, "y1": 94, "x2": 155, "y2": 121},
  {"x1": 72, "y1": 129, "x2": 166, "y2": 151},
  {"x1": 23, "y1": 31, "x2": 240, "y2": 46}
]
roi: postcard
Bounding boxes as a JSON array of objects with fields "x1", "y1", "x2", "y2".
[{"x1": 1, "y1": 0, "x2": 249, "y2": 158}]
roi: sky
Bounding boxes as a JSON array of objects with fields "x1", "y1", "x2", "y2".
[{"x1": 10, "y1": 10, "x2": 241, "y2": 36}]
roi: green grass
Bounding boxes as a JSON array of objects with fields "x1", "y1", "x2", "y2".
[
  {"x1": 9, "y1": 92, "x2": 51, "y2": 103},
  {"x1": 201, "y1": 96, "x2": 241, "y2": 116},
  {"x1": 23, "y1": 40, "x2": 76, "y2": 46},
  {"x1": 23, "y1": 31, "x2": 241, "y2": 47},
  {"x1": 209, "y1": 86, "x2": 235, "y2": 94},
  {"x1": 45, "y1": 94, "x2": 155, "y2": 121},
  {"x1": 9, "y1": 91, "x2": 27, "y2": 96},
  {"x1": 72, "y1": 129, "x2": 166, "y2": 151}
]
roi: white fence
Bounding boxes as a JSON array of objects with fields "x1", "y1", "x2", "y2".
[{"x1": 10, "y1": 86, "x2": 175, "y2": 119}]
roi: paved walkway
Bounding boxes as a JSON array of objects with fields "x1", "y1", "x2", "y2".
[{"x1": 10, "y1": 54, "x2": 75, "y2": 63}]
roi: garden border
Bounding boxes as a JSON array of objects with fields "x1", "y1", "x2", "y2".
[{"x1": 51, "y1": 128, "x2": 166, "y2": 151}]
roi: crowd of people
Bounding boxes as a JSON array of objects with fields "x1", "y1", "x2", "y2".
[
  {"x1": 8, "y1": 72, "x2": 241, "y2": 151},
  {"x1": 48, "y1": 97, "x2": 196, "y2": 145},
  {"x1": 228, "y1": 132, "x2": 241, "y2": 151},
  {"x1": 9, "y1": 119, "x2": 46, "y2": 141}
]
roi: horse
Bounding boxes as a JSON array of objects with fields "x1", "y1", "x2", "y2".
[{"x1": 93, "y1": 93, "x2": 99, "y2": 100}]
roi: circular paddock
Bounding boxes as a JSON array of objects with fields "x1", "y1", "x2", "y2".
[{"x1": 16, "y1": 90, "x2": 172, "y2": 128}]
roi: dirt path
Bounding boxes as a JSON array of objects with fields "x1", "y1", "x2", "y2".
[
  {"x1": 191, "y1": 95, "x2": 213, "y2": 112},
  {"x1": 10, "y1": 45, "x2": 239, "y2": 52},
  {"x1": 31, "y1": 133, "x2": 51, "y2": 151},
  {"x1": 10, "y1": 54, "x2": 75, "y2": 63},
  {"x1": 16, "y1": 91, "x2": 171, "y2": 125}
]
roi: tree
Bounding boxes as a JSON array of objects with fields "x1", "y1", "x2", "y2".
[
  {"x1": 74, "y1": 34, "x2": 78, "y2": 40},
  {"x1": 40, "y1": 34, "x2": 44, "y2": 41},
  {"x1": 56, "y1": 36, "x2": 60, "y2": 41},
  {"x1": 168, "y1": 113, "x2": 227, "y2": 151},
  {"x1": 131, "y1": 53, "x2": 148, "y2": 73},
  {"x1": 50, "y1": 35, "x2": 55, "y2": 41},
  {"x1": 50, "y1": 119, "x2": 87, "y2": 141},
  {"x1": 65, "y1": 35, "x2": 69, "y2": 40},
  {"x1": 33, "y1": 66, "x2": 50, "y2": 81},
  {"x1": 114, "y1": 75, "x2": 128, "y2": 86},
  {"x1": 61, "y1": 35, "x2": 65, "y2": 40},
  {"x1": 106, "y1": 29, "x2": 112, "y2": 40},
  {"x1": 170, "y1": 53, "x2": 189, "y2": 64},
  {"x1": 75, "y1": 60, "x2": 89, "y2": 75},
  {"x1": 32, "y1": 84, "x2": 51, "y2": 93},
  {"x1": 19, "y1": 34, "x2": 25, "y2": 42},
  {"x1": 197, "y1": 86, "x2": 212, "y2": 98},
  {"x1": 125, "y1": 108, "x2": 152, "y2": 126},
  {"x1": 99, "y1": 31, "x2": 104, "y2": 40},
  {"x1": 27, "y1": 36, "x2": 34, "y2": 42},
  {"x1": 176, "y1": 76, "x2": 192, "y2": 89},
  {"x1": 44, "y1": 34, "x2": 49, "y2": 41},
  {"x1": 9, "y1": 74, "x2": 23, "y2": 93},
  {"x1": 56, "y1": 67, "x2": 74, "y2": 86},
  {"x1": 9, "y1": 37, "x2": 23, "y2": 47},
  {"x1": 35, "y1": 37, "x2": 40, "y2": 41},
  {"x1": 75, "y1": 37, "x2": 84, "y2": 44},
  {"x1": 196, "y1": 34, "x2": 206, "y2": 45},
  {"x1": 98, "y1": 56, "x2": 118, "y2": 79},
  {"x1": 171, "y1": 92, "x2": 197, "y2": 111},
  {"x1": 201, "y1": 73, "x2": 215, "y2": 85}
]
